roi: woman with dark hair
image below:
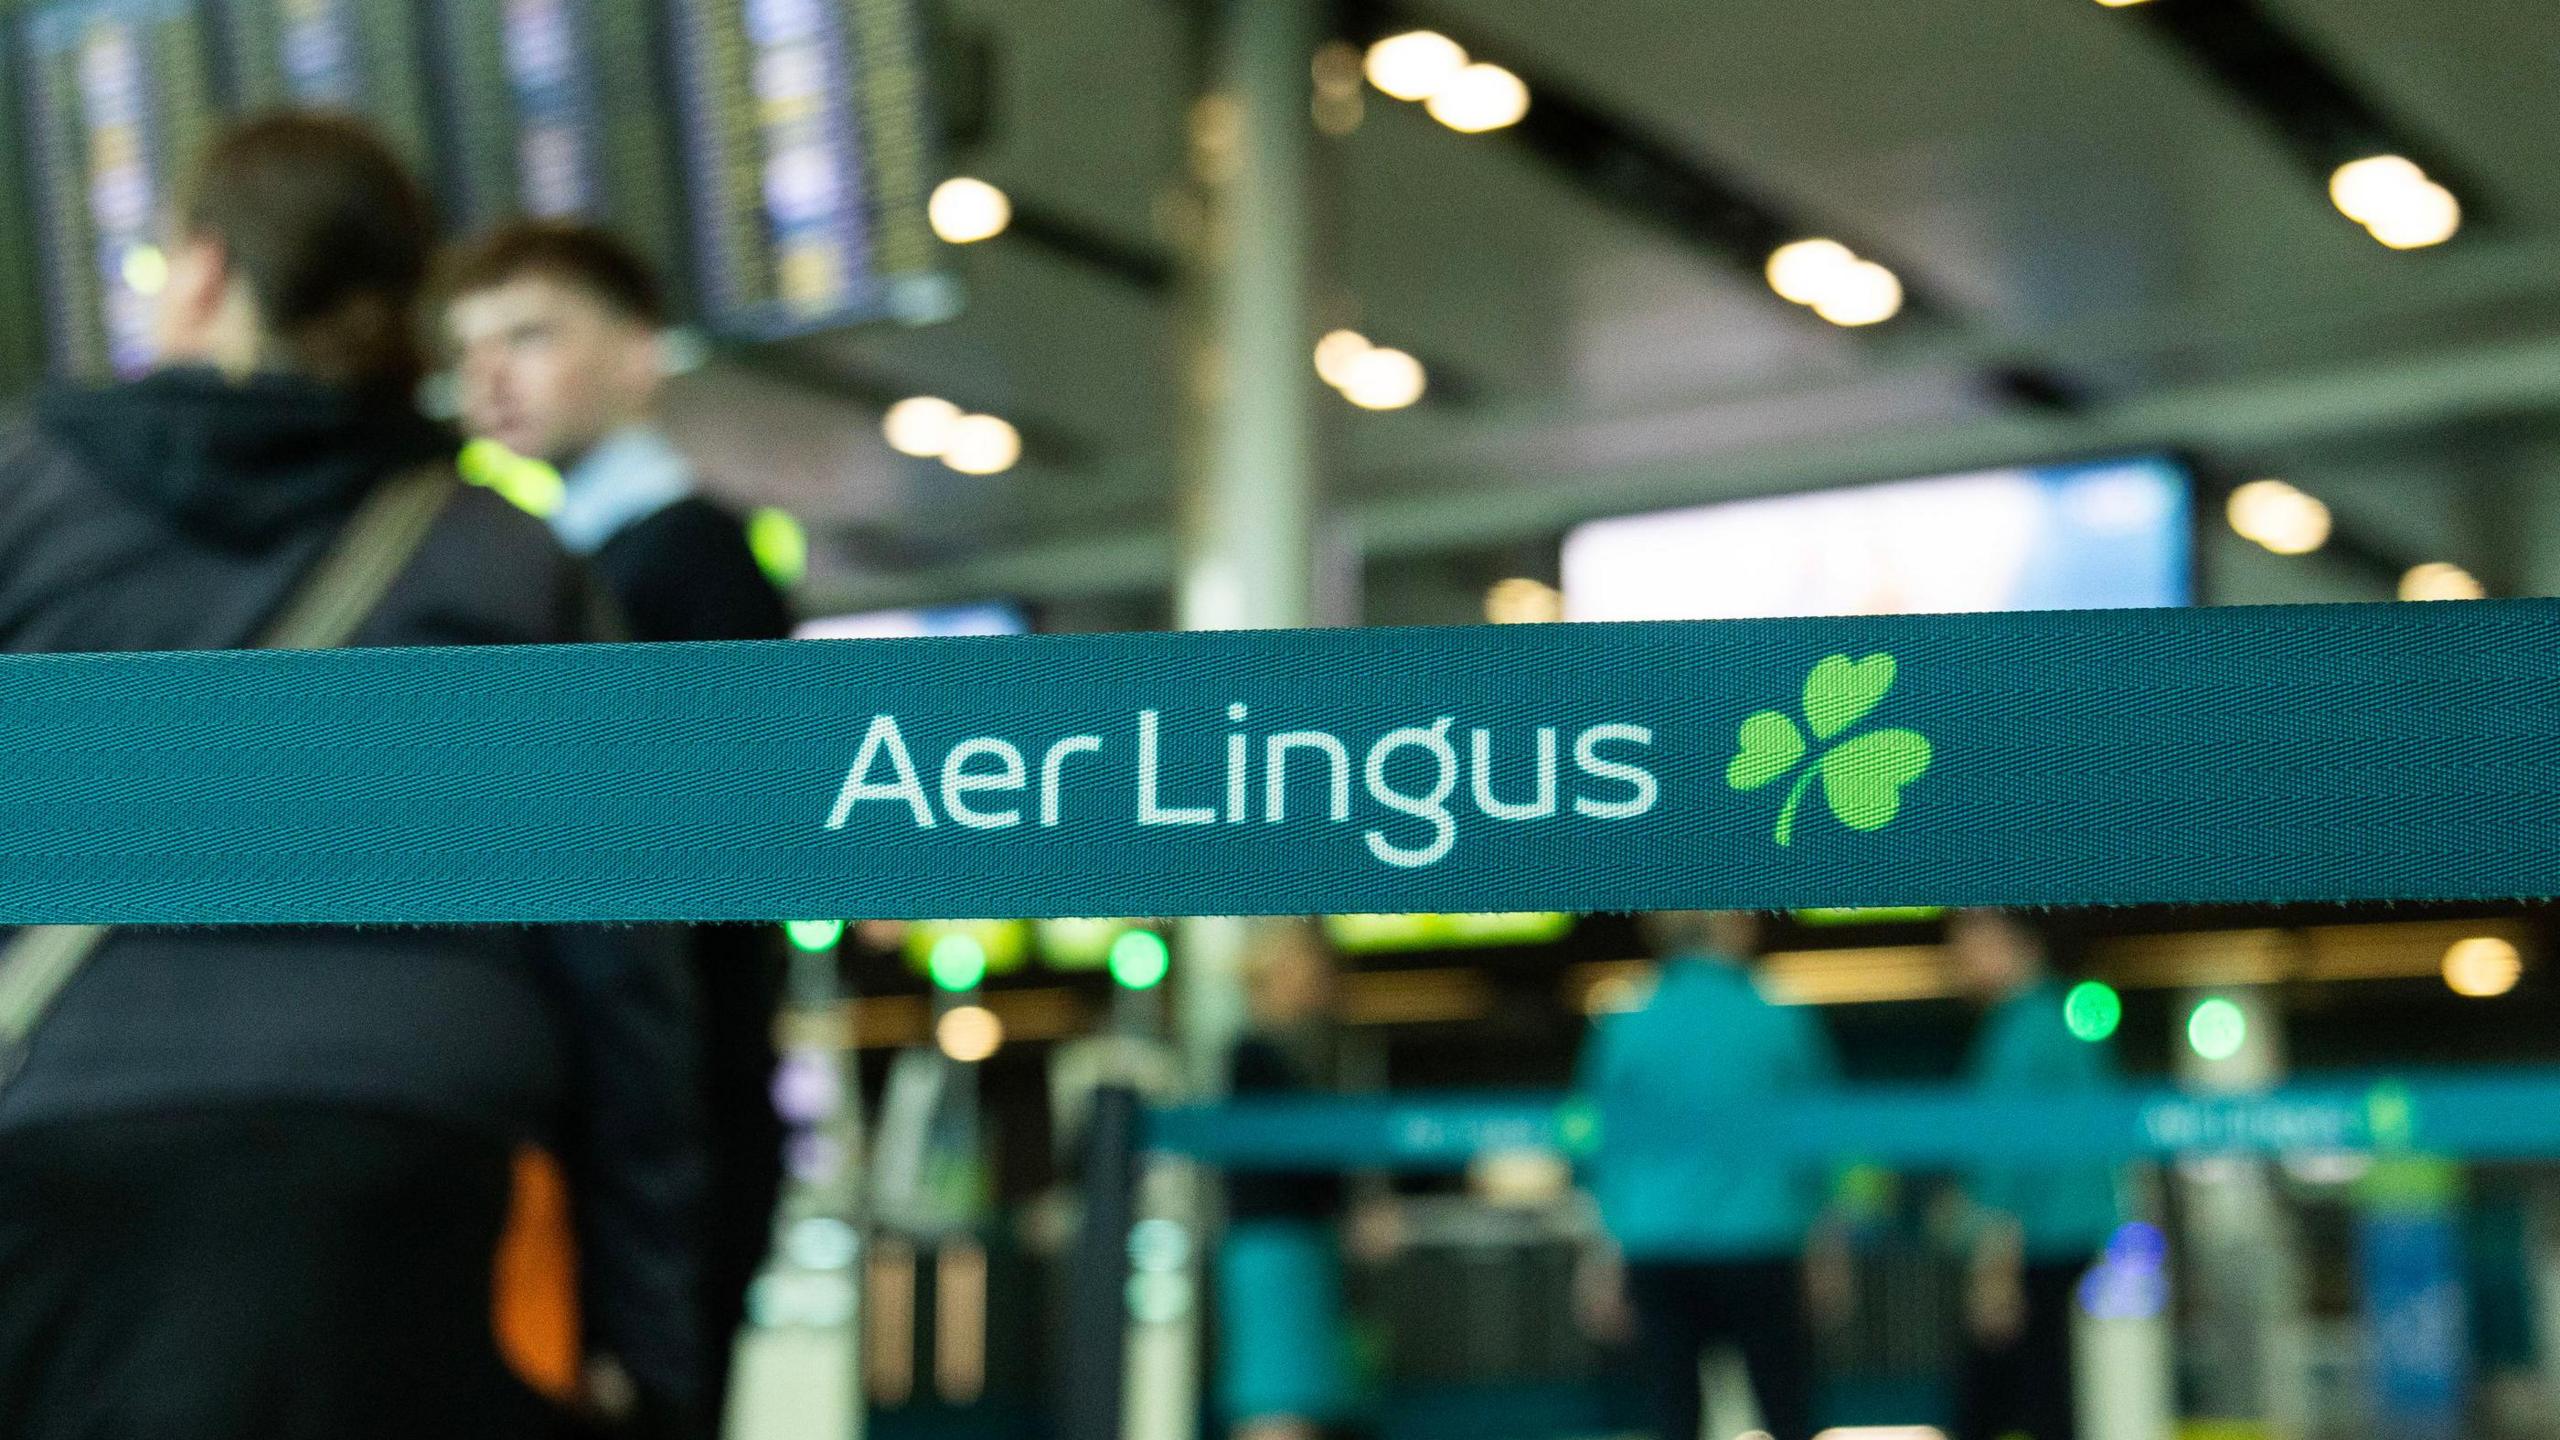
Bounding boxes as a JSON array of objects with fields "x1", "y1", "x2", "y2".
[{"x1": 0, "y1": 113, "x2": 702, "y2": 1439}]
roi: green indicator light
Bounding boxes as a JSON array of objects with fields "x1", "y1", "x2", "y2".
[
  {"x1": 929, "y1": 933, "x2": 988, "y2": 992},
  {"x1": 2064, "y1": 981, "x2": 2122, "y2": 1042},
  {"x1": 2187, "y1": 997, "x2": 2248, "y2": 1061},
  {"x1": 783, "y1": 919, "x2": 845, "y2": 953},
  {"x1": 747, "y1": 507, "x2": 809, "y2": 588},
  {"x1": 1108, "y1": 929, "x2": 1171, "y2": 990}
]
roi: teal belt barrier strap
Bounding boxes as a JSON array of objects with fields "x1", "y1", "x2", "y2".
[
  {"x1": 1146, "y1": 1069, "x2": 2560, "y2": 1168},
  {"x1": 4, "y1": 598, "x2": 2557, "y2": 924}
]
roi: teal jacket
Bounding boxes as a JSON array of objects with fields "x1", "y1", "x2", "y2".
[
  {"x1": 1577, "y1": 955, "x2": 1838, "y2": 1260},
  {"x1": 1968, "y1": 979, "x2": 2123, "y2": 1259}
]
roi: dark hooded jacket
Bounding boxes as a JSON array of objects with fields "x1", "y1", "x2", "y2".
[{"x1": 0, "y1": 368, "x2": 703, "y2": 1411}]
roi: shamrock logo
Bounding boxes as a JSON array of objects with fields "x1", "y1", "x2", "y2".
[{"x1": 1726, "y1": 653, "x2": 1933, "y2": 846}]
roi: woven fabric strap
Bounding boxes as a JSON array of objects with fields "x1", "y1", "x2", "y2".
[
  {"x1": 0, "y1": 465, "x2": 455, "y2": 1053},
  {"x1": 0, "y1": 596, "x2": 2552, "y2": 926}
]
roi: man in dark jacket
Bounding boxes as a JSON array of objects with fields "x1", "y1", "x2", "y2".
[
  {"x1": 447, "y1": 222, "x2": 793, "y2": 1431},
  {"x1": 0, "y1": 114, "x2": 700, "y2": 1440}
]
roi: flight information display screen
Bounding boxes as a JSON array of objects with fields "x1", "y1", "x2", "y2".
[
  {"x1": 666, "y1": 0, "x2": 950, "y2": 337},
  {"x1": 427, "y1": 0, "x2": 680, "y2": 284},
  {"x1": 21, "y1": 0, "x2": 220, "y2": 378},
  {"x1": 213, "y1": 0, "x2": 429, "y2": 165}
]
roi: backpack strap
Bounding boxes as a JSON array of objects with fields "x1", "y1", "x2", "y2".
[{"x1": 0, "y1": 463, "x2": 459, "y2": 1084}]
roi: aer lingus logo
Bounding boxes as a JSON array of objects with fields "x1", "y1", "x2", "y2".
[{"x1": 1726, "y1": 653, "x2": 1933, "y2": 846}]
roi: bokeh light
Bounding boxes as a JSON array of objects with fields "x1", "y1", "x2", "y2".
[
  {"x1": 2443, "y1": 936, "x2": 2522, "y2": 998},
  {"x1": 1424, "y1": 62, "x2": 1529, "y2": 134},
  {"x1": 2186, "y1": 997, "x2": 2248, "y2": 1061},
  {"x1": 883, "y1": 395, "x2": 960, "y2": 457},
  {"x1": 2399, "y1": 562, "x2": 2485, "y2": 601},
  {"x1": 2226, "y1": 478, "x2": 2331, "y2": 555},
  {"x1": 1362, "y1": 30, "x2": 1467, "y2": 102},
  {"x1": 2064, "y1": 980, "x2": 2123, "y2": 1042},
  {"x1": 942, "y1": 414, "x2": 1022, "y2": 475},
  {"x1": 936, "y1": 1004, "x2": 1005, "y2": 1062},
  {"x1": 1108, "y1": 928, "x2": 1171, "y2": 989},
  {"x1": 928, "y1": 176, "x2": 1011, "y2": 244},
  {"x1": 783, "y1": 918, "x2": 845, "y2": 953},
  {"x1": 928, "y1": 932, "x2": 989, "y2": 991}
]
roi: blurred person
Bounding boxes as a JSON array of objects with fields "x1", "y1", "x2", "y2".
[
  {"x1": 0, "y1": 114, "x2": 700, "y2": 1438},
  {"x1": 446, "y1": 221, "x2": 792, "y2": 1433},
  {"x1": 1574, "y1": 911, "x2": 1844, "y2": 1440},
  {"x1": 1948, "y1": 911, "x2": 2121, "y2": 1440},
  {"x1": 1220, "y1": 921, "x2": 1361, "y2": 1440}
]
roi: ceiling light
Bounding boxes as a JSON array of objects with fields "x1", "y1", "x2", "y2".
[
  {"x1": 883, "y1": 395, "x2": 960, "y2": 457},
  {"x1": 1811, "y1": 260, "x2": 1904, "y2": 326},
  {"x1": 2226, "y1": 478, "x2": 2331, "y2": 555},
  {"x1": 1485, "y1": 577, "x2": 1563, "y2": 624},
  {"x1": 2329, "y1": 155, "x2": 2426, "y2": 222},
  {"x1": 1339, "y1": 346, "x2": 1426, "y2": 410},
  {"x1": 2092, "y1": 0, "x2": 2153, "y2": 7},
  {"x1": 1425, "y1": 62, "x2": 1529, "y2": 133},
  {"x1": 1765, "y1": 239, "x2": 1858, "y2": 306},
  {"x1": 2364, "y1": 181, "x2": 2461, "y2": 250},
  {"x1": 1362, "y1": 30, "x2": 1466, "y2": 102},
  {"x1": 941, "y1": 414, "x2": 1021, "y2": 475},
  {"x1": 1313, "y1": 328, "x2": 1372, "y2": 388},
  {"x1": 2443, "y1": 936, "x2": 2522, "y2": 999},
  {"x1": 2329, "y1": 155, "x2": 2460, "y2": 249},
  {"x1": 928, "y1": 176, "x2": 1011, "y2": 245},
  {"x1": 936, "y1": 1005, "x2": 1004, "y2": 1063},
  {"x1": 2399, "y1": 562, "x2": 2485, "y2": 601}
]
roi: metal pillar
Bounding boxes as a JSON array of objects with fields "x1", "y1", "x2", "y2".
[
  {"x1": 1125, "y1": 7, "x2": 1328, "y2": 1440},
  {"x1": 1169, "y1": 0, "x2": 1329, "y2": 1081}
]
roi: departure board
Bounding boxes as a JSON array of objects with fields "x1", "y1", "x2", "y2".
[
  {"x1": 212, "y1": 0, "x2": 430, "y2": 166},
  {"x1": 667, "y1": 0, "x2": 952, "y2": 337},
  {"x1": 21, "y1": 0, "x2": 222, "y2": 379},
  {"x1": 426, "y1": 0, "x2": 684, "y2": 289}
]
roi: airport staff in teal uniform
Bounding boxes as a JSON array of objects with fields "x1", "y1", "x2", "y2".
[
  {"x1": 1575, "y1": 910, "x2": 1842, "y2": 1440},
  {"x1": 1952, "y1": 910, "x2": 2123, "y2": 1440}
]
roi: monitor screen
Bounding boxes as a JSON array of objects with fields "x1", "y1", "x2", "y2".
[
  {"x1": 22, "y1": 0, "x2": 221, "y2": 378},
  {"x1": 1562, "y1": 456, "x2": 2194, "y2": 622},
  {"x1": 213, "y1": 0, "x2": 430, "y2": 166},
  {"x1": 794, "y1": 600, "x2": 1026, "y2": 641},
  {"x1": 664, "y1": 0, "x2": 952, "y2": 337},
  {"x1": 426, "y1": 0, "x2": 682, "y2": 281}
]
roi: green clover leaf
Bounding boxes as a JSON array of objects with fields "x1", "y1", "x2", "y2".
[
  {"x1": 1727, "y1": 652, "x2": 1934, "y2": 846},
  {"x1": 1725, "y1": 710, "x2": 1805, "y2": 791},
  {"x1": 1819, "y1": 729, "x2": 1932, "y2": 831},
  {"x1": 1802, "y1": 653, "x2": 1896, "y2": 740}
]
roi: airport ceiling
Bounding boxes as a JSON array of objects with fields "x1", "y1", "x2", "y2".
[{"x1": 667, "y1": 0, "x2": 2560, "y2": 611}]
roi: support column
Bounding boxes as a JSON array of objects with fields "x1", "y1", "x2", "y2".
[
  {"x1": 1125, "y1": 6, "x2": 1328, "y2": 1440},
  {"x1": 1169, "y1": 0, "x2": 1331, "y2": 1076}
]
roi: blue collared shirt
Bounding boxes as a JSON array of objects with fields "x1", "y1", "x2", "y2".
[{"x1": 550, "y1": 426, "x2": 696, "y2": 557}]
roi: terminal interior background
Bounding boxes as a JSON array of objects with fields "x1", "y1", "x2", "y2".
[{"x1": 6, "y1": 1, "x2": 2560, "y2": 1439}]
